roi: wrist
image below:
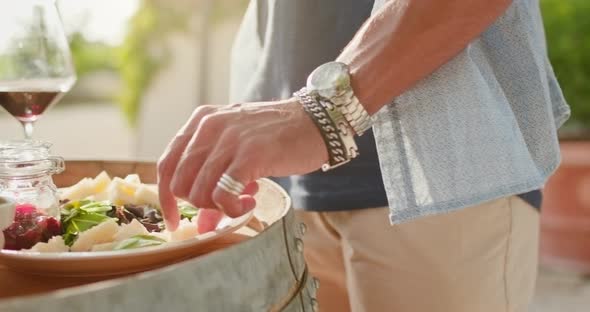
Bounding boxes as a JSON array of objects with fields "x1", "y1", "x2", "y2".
[
  {"x1": 347, "y1": 64, "x2": 395, "y2": 116},
  {"x1": 305, "y1": 61, "x2": 374, "y2": 136}
]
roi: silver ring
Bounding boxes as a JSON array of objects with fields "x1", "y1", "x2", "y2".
[
  {"x1": 221, "y1": 173, "x2": 245, "y2": 193},
  {"x1": 217, "y1": 173, "x2": 245, "y2": 196},
  {"x1": 217, "y1": 179, "x2": 241, "y2": 196}
]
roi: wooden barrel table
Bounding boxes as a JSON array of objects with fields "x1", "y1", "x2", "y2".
[{"x1": 0, "y1": 161, "x2": 318, "y2": 312}]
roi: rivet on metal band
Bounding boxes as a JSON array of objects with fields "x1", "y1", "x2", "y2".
[
  {"x1": 311, "y1": 298, "x2": 320, "y2": 312},
  {"x1": 295, "y1": 238, "x2": 304, "y2": 252},
  {"x1": 313, "y1": 277, "x2": 320, "y2": 290},
  {"x1": 299, "y1": 222, "x2": 307, "y2": 236}
]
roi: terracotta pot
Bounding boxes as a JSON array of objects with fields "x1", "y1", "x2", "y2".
[{"x1": 540, "y1": 141, "x2": 590, "y2": 273}]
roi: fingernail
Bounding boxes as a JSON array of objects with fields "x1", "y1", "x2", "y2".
[{"x1": 240, "y1": 196, "x2": 256, "y2": 212}]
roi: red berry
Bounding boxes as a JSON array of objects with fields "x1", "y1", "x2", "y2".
[
  {"x1": 2, "y1": 204, "x2": 62, "y2": 250},
  {"x1": 15, "y1": 204, "x2": 37, "y2": 215},
  {"x1": 45, "y1": 217, "x2": 61, "y2": 236}
]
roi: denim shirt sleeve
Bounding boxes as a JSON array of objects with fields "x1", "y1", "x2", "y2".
[{"x1": 371, "y1": 0, "x2": 570, "y2": 224}]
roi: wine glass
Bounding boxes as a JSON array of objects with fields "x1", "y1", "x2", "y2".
[{"x1": 0, "y1": 0, "x2": 76, "y2": 139}]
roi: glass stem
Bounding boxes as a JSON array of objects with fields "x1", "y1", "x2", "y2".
[{"x1": 21, "y1": 121, "x2": 34, "y2": 140}]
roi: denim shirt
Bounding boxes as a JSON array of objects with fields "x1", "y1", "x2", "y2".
[
  {"x1": 371, "y1": 0, "x2": 570, "y2": 223},
  {"x1": 230, "y1": 0, "x2": 570, "y2": 224}
]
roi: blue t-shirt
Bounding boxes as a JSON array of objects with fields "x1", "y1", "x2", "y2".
[
  {"x1": 273, "y1": 129, "x2": 389, "y2": 211},
  {"x1": 249, "y1": 0, "x2": 390, "y2": 210}
]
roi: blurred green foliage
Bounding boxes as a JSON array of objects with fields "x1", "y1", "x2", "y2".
[
  {"x1": 113, "y1": 0, "x2": 248, "y2": 127},
  {"x1": 69, "y1": 32, "x2": 117, "y2": 77},
  {"x1": 116, "y1": 0, "x2": 193, "y2": 127},
  {"x1": 65, "y1": 0, "x2": 248, "y2": 127},
  {"x1": 541, "y1": 0, "x2": 590, "y2": 130}
]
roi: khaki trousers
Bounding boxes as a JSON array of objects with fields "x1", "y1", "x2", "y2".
[{"x1": 296, "y1": 196, "x2": 539, "y2": 312}]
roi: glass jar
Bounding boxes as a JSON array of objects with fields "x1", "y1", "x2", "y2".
[{"x1": 0, "y1": 140, "x2": 64, "y2": 219}]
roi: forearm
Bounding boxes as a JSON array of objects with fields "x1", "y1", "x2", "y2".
[{"x1": 337, "y1": 0, "x2": 512, "y2": 114}]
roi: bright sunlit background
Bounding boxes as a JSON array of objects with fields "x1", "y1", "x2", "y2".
[
  {"x1": 58, "y1": 0, "x2": 140, "y2": 45},
  {"x1": 0, "y1": 0, "x2": 247, "y2": 160},
  {"x1": 0, "y1": 1, "x2": 589, "y2": 311}
]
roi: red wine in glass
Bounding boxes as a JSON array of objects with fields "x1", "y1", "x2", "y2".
[
  {"x1": 0, "y1": 79, "x2": 72, "y2": 138},
  {"x1": 0, "y1": 91, "x2": 63, "y2": 123},
  {"x1": 0, "y1": 1, "x2": 76, "y2": 139}
]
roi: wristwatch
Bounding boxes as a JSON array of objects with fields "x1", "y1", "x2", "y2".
[{"x1": 306, "y1": 62, "x2": 373, "y2": 136}]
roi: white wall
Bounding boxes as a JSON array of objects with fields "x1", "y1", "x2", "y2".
[
  {"x1": 135, "y1": 33, "x2": 201, "y2": 160},
  {"x1": 0, "y1": 104, "x2": 134, "y2": 160},
  {"x1": 135, "y1": 18, "x2": 242, "y2": 160}
]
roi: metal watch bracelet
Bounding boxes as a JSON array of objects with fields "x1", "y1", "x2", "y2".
[
  {"x1": 317, "y1": 97, "x2": 359, "y2": 159},
  {"x1": 294, "y1": 88, "x2": 358, "y2": 171},
  {"x1": 329, "y1": 89, "x2": 373, "y2": 136}
]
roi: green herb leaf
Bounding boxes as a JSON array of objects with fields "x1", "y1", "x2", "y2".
[
  {"x1": 61, "y1": 207, "x2": 79, "y2": 224},
  {"x1": 61, "y1": 199, "x2": 92, "y2": 211},
  {"x1": 63, "y1": 212, "x2": 113, "y2": 246},
  {"x1": 79, "y1": 200, "x2": 113, "y2": 213},
  {"x1": 70, "y1": 213, "x2": 111, "y2": 232},
  {"x1": 60, "y1": 200, "x2": 116, "y2": 246},
  {"x1": 179, "y1": 205, "x2": 199, "y2": 220},
  {"x1": 113, "y1": 235, "x2": 166, "y2": 250}
]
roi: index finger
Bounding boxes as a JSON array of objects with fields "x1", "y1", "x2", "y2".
[
  {"x1": 158, "y1": 106, "x2": 215, "y2": 231},
  {"x1": 158, "y1": 153, "x2": 183, "y2": 231}
]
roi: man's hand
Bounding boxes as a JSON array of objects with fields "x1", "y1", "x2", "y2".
[{"x1": 157, "y1": 99, "x2": 328, "y2": 232}]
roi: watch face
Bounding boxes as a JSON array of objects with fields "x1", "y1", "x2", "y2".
[{"x1": 307, "y1": 62, "x2": 350, "y2": 98}]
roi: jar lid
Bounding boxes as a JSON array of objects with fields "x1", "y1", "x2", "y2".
[{"x1": 0, "y1": 140, "x2": 64, "y2": 178}]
